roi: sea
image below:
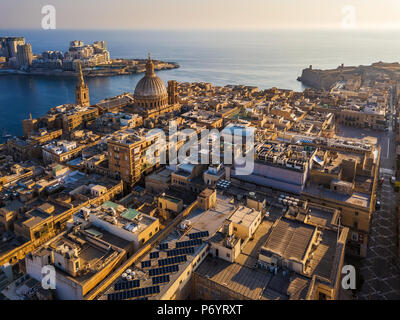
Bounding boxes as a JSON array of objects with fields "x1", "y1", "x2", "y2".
[{"x1": 1, "y1": 28, "x2": 400, "y2": 141}]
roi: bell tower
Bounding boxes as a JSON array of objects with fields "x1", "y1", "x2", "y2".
[
  {"x1": 168, "y1": 80, "x2": 179, "y2": 105},
  {"x1": 75, "y1": 62, "x2": 90, "y2": 107}
]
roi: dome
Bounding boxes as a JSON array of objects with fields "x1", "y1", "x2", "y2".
[{"x1": 134, "y1": 54, "x2": 167, "y2": 100}]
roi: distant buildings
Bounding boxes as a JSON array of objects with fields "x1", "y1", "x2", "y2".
[
  {"x1": 0, "y1": 37, "x2": 111, "y2": 71},
  {"x1": 16, "y1": 43, "x2": 33, "y2": 68},
  {"x1": 0, "y1": 37, "x2": 25, "y2": 59}
]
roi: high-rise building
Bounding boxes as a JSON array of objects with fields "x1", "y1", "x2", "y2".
[
  {"x1": 7, "y1": 37, "x2": 25, "y2": 58},
  {"x1": 16, "y1": 43, "x2": 33, "y2": 67},
  {"x1": 75, "y1": 62, "x2": 90, "y2": 107}
]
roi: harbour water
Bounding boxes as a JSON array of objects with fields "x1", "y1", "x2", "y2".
[{"x1": 1, "y1": 28, "x2": 400, "y2": 140}]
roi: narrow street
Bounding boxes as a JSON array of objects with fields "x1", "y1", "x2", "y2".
[
  {"x1": 338, "y1": 111, "x2": 400, "y2": 299},
  {"x1": 356, "y1": 172, "x2": 400, "y2": 299}
]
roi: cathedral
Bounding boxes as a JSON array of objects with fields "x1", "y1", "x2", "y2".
[{"x1": 132, "y1": 54, "x2": 180, "y2": 119}]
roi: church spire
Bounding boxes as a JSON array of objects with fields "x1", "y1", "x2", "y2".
[{"x1": 77, "y1": 61, "x2": 85, "y2": 86}]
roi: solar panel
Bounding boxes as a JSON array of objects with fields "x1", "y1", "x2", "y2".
[
  {"x1": 141, "y1": 260, "x2": 152, "y2": 268},
  {"x1": 167, "y1": 247, "x2": 195, "y2": 257},
  {"x1": 175, "y1": 239, "x2": 202, "y2": 248},
  {"x1": 158, "y1": 255, "x2": 187, "y2": 267},
  {"x1": 107, "y1": 293, "x2": 116, "y2": 300},
  {"x1": 149, "y1": 251, "x2": 159, "y2": 259},
  {"x1": 108, "y1": 290, "x2": 126, "y2": 300},
  {"x1": 188, "y1": 231, "x2": 209, "y2": 239},
  {"x1": 114, "y1": 280, "x2": 140, "y2": 291},
  {"x1": 152, "y1": 275, "x2": 170, "y2": 285},
  {"x1": 148, "y1": 264, "x2": 179, "y2": 277},
  {"x1": 126, "y1": 286, "x2": 160, "y2": 299},
  {"x1": 159, "y1": 243, "x2": 169, "y2": 250}
]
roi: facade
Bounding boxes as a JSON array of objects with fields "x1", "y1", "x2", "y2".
[
  {"x1": 232, "y1": 141, "x2": 316, "y2": 194},
  {"x1": 107, "y1": 129, "x2": 162, "y2": 185}
]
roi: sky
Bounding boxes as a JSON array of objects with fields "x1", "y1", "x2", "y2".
[{"x1": 1, "y1": 0, "x2": 400, "y2": 30}]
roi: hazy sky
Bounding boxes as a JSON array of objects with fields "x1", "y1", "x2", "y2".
[{"x1": 1, "y1": 0, "x2": 400, "y2": 30}]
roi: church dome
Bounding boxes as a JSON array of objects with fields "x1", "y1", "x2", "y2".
[{"x1": 134, "y1": 54, "x2": 167, "y2": 99}]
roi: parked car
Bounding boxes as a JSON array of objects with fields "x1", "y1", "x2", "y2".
[{"x1": 375, "y1": 200, "x2": 381, "y2": 210}]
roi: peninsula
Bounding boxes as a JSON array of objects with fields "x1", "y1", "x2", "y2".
[
  {"x1": 0, "y1": 37, "x2": 179, "y2": 77},
  {"x1": 297, "y1": 61, "x2": 400, "y2": 90}
]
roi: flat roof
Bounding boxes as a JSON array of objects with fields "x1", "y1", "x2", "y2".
[
  {"x1": 303, "y1": 184, "x2": 370, "y2": 208},
  {"x1": 229, "y1": 206, "x2": 261, "y2": 228},
  {"x1": 261, "y1": 217, "x2": 316, "y2": 262},
  {"x1": 195, "y1": 257, "x2": 272, "y2": 300}
]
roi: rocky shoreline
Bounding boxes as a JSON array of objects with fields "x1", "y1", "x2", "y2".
[
  {"x1": 0, "y1": 59, "x2": 180, "y2": 78},
  {"x1": 297, "y1": 61, "x2": 400, "y2": 90}
]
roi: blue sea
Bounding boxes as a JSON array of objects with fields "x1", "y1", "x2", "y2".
[{"x1": 1, "y1": 29, "x2": 400, "y2": 141}]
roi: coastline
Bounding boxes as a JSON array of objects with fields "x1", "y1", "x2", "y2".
[{"x1": 0, "y1": 60, "x2": 180, "y2": 78}]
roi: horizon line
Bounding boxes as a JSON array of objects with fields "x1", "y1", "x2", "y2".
[{"x1": 3, "y1": 25, "x2": 400, "y2": 32}]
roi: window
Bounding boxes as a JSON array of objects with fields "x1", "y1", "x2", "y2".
[
  {"x1": 226, "y1": 253, "x2": 230, "y2": 258},
  {"x1": 355, "y1": 211, "x2": 359, "y2": 216}
]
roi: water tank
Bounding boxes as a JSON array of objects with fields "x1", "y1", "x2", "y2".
[
  {"x1": 126, "y1": 269, "x2": 132, "y2": 275},
  {"x1": 126, "y1": 275, "x2": 132, "y2": 281},
  {"x1": 122, "y1": 273, "x2": 127, "y2": 279}
]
